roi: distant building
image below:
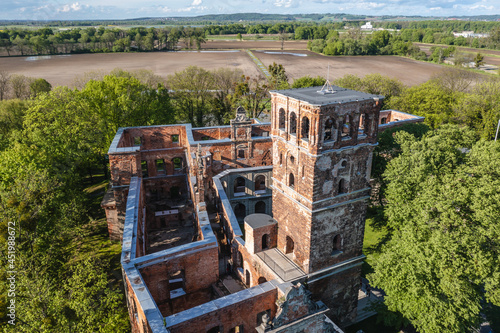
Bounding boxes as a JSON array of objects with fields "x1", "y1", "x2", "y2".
[
  {"x1": 102, "y1": 85, "x2": 423, "y2": 333},
  {"x1": 453, "y1": 31, "x2": 489, "y2": 38},
  {"x1": 360, "y1": 22, "x2": 373, "y2": 30}
]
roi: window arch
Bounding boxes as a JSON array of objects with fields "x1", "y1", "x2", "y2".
[
  {"x1": 262, "y1": 234, "x2": 269, "y2": 250},
  {"x1": 279, "y1": 108, "x2": 286, "y2": 129},
  {"x1": 234, "y1": 203, "x2": 246, "y2": 220},
  {"x1": 289, "y1": 173, "x2": 295, "y2": 189},
  {"x1": 172, "y1": 157, "x2": 183, "y2": 171},
  {"x1": 332, "y1": 234, "x2": 342, "y2": 254},
  {"x1": 285, "y1": 236, "x2": 294, "y2": 254},
  {"x1": 234, "y1": 177, "x2": 246, "y2": 194},
  {"x1": 245, "y1": 269, "x2": 251, "y2": 286},
  {"x1": 301, "y1": 116, "x2": 310, "y2": 139},
  {"x1": 255, "y1": 201, "x2": 266, "y2": 214},
  {"x1": 289, "y1": 112, "x2": 297, "y2": 135},
  {"x1": 342, "y1": 115, "x2": 351, "y2": 138},
  {"x1": 380, "y1": 117, "x2": 387, "y2": 125},
  {"x1": 338, "y1": 178, "x2": 346, "y2": 194},
  {"x1": 258, "y1": 277, "x2": 267, "y2": 284},
  {"x1": 279, "y1": 152, "x2": 283, "y2": 165},
  {"x1": 324, "y1": 118, "x2": 336, "y2": 142},
  {"x1": 255, "y1": 175, "x2": 266, "y2": 191}
]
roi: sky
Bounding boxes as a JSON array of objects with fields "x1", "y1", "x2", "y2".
[{"x1": 1, "y1": 0, "x2": 499, "y2": 21}]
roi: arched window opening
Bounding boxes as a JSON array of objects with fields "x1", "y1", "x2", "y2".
[
  {"x1": 289, "y1": 112, "x2": 297, "y2": 135},
  {"x1": 289, "y1": 173, "x2": 295, "y2": 189},
  {"x1": 338, "y1": 178, "x2": 346, "y2": 194},
  {"x1": 285, "y1": 236, "x2": 294, "y2": 254},
  {"x1": 340, "y1": 160, "x2": 347, "y2": 169},
  {"x1": 258, "y1": 277, "x2": 267, "y2": 284},
  {"x1": 301, "y1": 166, "x2": 305, "y2": 179},
  {"x1": 279, "y1": 108, "x2": 286, "y2": 129},
  {"x1": 262, "y1": 234, "x2": 269, "y2": 250},
  {"x1": 279, "y1": 152, "x2": 283, "y2": 165},
  {"x1": 332, "y1": 234, "x2": 343, "y2": 254},
  {"x1": 234, "y1": 177, "x2": 246, "y2": 194},
  {"x1": 234, "y1": 203, "x2": 246, "y2": 220},
  {"x1": 238, "y1": 251, "x2": 243, "y2": 267},
  {"x1": 289, "y1": 155, "x2": 295, "y2": 164},
  {"x1": 342, "y1": 115, "x2": 351, "y2": 138},
  {"x1": 173, "y1": 157, "x2": 182, "y2": 170},
  {"x1": 255, "y1": 175, "x2": 266, "y2": 191},
  {"x1": 380, "y1": 117, "x2": 387, "y2": 125},
  {"x1": 255, "y1": 201, "x2": 266, "y2": 214},
  {"x1": 245, "y1": 269, "x2": 251, "y2": 286},
  {"x1": 324, "y1": 118, "x2": 336, "y2": 142},
  {"x1": 359, "y1": 114, "x2": 365, "y2": 135},
  {"x1": 301, "y1": 116, "x2": 310, "y2": 140}
]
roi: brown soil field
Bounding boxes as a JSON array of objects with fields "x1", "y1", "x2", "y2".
[
  {"x1": 0, "y1": 40, "x2": 448, "y2": 87},
  {"x1": 0, "y1": 51, "x2": 261, "y2": 87},
  {"x1": 201, "y1": 39, "x2": 309, "y2": 50},
  {"x1": 254, "y1": 50, "x2": 445, "y2": 86}
]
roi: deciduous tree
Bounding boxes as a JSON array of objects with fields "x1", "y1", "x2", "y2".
[{"x1": 369, "y1": 125, "x2": 500, "y2": 333}]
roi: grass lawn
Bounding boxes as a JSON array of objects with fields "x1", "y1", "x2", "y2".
[
  {"x1": 345, "y1": 316, "x2": 403, "y2": 333},
  {"x1": 362, "y1": 208, "x2": 390, "y2": 277}
]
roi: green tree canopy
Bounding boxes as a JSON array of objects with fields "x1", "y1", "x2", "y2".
[{"x1": 369, "y1": 125, "x2": 499, "y2": 333}]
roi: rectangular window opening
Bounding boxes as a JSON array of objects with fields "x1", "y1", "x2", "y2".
[
  {"x1": 156, "y1": 159, "x2": 166, "y2": 175},
  {"x1": 141, "y1": 160, "x2": 148, "y2": 178}
]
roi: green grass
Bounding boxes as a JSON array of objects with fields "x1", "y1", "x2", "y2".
[
  {"x1": 362, "y1": 208, "x2": 390, "y2": 277},
  {"x1": 345, "y1": 316, "x2": 402, "y2": 333}
]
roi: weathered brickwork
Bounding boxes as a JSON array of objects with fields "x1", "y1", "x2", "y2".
[
  {"x1": 166, "y1": 287, "x2": 278, "y2": 333},
  {"x1": 103, "y1": 85, "x2": 424, "y2": 333}
]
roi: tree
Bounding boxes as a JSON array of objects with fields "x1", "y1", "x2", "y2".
[
  {"x1": 167, "y1": 66, "x2": 212, "y2": 127},
  {"x1": 0, "y1": 71, "x2": 10, "y2": 100},
  {"x1": 268, "y1": 62, "x2": 289, "y2": 89},
  {"x1": 9, "y1": 74, "x2": 31, "y2": 99},
  {"x1": 369, "y1": 125, "x2": 500, "y2": 333},
  {"x1": 29, "y1": 78, "x2": 52, "y2": 98},
  {"x1": 431, "y1": 67, "x2": 477, "y2": 94},
  {"x1": 210, "y1": 68, "x2": 243, "y2": 125},
  {"x1": 237, "y1": 33, "x2": 242, "y2": 41},
  {"x1": 387, "y1": 81, "x2": 454, "y2": 128},
  {"x1": 453, "y1": 80, "x2": 500, "y2": 140},
  {"x1": 474, "y1": 53, "x2": 485, "y2": 68},
  {"x1": 12, "y1": 35, "x2": 28, "y2": 56},
  {"x1": 231, "y1": 75, "x2": 270, "y2": 119},
  {"x1": 291, "y1": 75, "x2": 326, "y2": 88},
  {"x1": 0, "y1": 99, "x2": 28, "y2": 149}
]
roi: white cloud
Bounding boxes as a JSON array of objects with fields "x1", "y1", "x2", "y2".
[
  {"x1": 58, "y1": 2, "x2": 84, "y2": 13},
  {"x1": 469, "y1": 4, "x2": 494, "y2": 9},
  {"x1": 192, "y1": 0, "x2": 202, "y2": 5},
  {"x1": 274, "y1": 0, "x2": 293, "y2": 7}
]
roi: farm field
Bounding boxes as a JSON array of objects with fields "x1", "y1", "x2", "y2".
[
  {"x1": 254, "y1": 50, "x2": 445, "y2": 86},
  {"x1": 0, "y1": 39, "x2": 447, "y2": 87}
]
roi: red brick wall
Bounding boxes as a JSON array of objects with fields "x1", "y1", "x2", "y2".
[
  {"x1": 167, "y1": 287, "x2": 277, "y2": 333},
  {"x1": 139, "y1": 245, "x2": 218, "y2": 305}
]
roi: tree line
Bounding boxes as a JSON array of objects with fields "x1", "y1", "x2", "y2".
[{"x1": 0, "y1": 26, "x2": 207, "y2": 56}]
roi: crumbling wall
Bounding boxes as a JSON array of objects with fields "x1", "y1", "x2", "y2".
[{"x1": 165, "y1": 282, "x2": 278, "y2": 333}]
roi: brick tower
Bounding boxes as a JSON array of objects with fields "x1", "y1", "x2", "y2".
[{"x1": 270, "y1": 84, "x2": 383, "y2": 324}]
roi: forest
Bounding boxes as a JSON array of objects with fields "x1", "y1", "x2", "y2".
[{"x1": 0, "y1": 62, "x2": 498, "y2": 332}]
